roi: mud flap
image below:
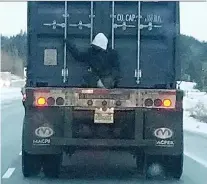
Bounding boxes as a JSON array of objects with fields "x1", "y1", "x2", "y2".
[{"x1": 22, "y1": 108, "x2": 63, "y2": 155}]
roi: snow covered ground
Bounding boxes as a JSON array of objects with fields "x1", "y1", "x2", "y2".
[
  {"x1": 0, "y1": 87, "x2": 22, "y2": 105},
  {"x1": 180, "y1": 81, "x2": 207, "y2": 136},
  {"x1": 0, "y1": 75, "x2": 24, "y2": 106},
  {"x1": 0, "y1": 79, "x2": 207, "y2": 135}
]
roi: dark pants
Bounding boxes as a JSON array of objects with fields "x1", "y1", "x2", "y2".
[
  {"x1": 82, "y1": 71, "x2": 117, "y2": 89},
  {"x1": 82, "y1": 71, "x2": 99, "y2": 88}
]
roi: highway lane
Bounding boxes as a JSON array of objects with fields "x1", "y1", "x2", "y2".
[{"x1": 1, "y1": 100, "x2": 207, "y2": 184}]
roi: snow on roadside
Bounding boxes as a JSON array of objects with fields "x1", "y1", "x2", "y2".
[
  {"x1": 180, "y1": 81, "x2": 207, "y2": 136},
  {"x1": 183, "y1": 111, "x2": 207, "y2": 136},
  {"x1": 0, "y1": 87, "x2": 22, "y2": 105},
  {"x1": 0, "y1": 74, "x2": 24, "y2": 105}
]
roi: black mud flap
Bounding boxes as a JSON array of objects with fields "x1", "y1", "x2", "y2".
[
  {"x1": 144, "y1": 109, "x2": 183, "y2": 156},
  {"x1": 22, "y1": 107, "x2": 64, "y2": 154}
]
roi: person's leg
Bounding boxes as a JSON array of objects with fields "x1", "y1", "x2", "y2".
[
  {"x1": 101, "y1": 75, "x2": 115, "y2": 89},
  {"x1": 82, "y1": 72, "x2": 99, "y2": 88}
]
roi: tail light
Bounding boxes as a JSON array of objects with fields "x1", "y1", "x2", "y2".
[
  {"x1": 56, "y1": 97, "x2": 64, "y2": 105},
  {"x1": 144, "y1": 98, "x2": 153, "y2": 107},
  {"x1": 47, "y1": 97, "x2": 55, "y2": 106},
  {"x1": 37, "y1": 97, "x2": 47, "y2": 106},
  {"x1": 163, "y1": 99, "x2": 172, "y2": 107},
  {"x1": 154, "y1": 99, "x2": 162, "y2": 107}
]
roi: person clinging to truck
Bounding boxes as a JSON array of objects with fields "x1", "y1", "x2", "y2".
[{"x1": 67, "y1": 33, "x2": 120, "y2": 89}]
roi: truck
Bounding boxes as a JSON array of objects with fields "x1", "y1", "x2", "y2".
[{"x1": 22, "y1": 1, "x2": 183, "y2": 179}]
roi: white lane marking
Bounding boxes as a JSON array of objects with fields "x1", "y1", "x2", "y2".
[
  {"x1": 2, "y1": 168, "x2": 15, "y2": 179},
  {"x1": 185, "y1": 152, "x2": 207, "y2": 168},
  {"x1": 19, "y1": 151, "x2": 22, "y2": 156}
]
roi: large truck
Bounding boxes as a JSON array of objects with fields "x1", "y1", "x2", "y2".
[{"x1": 22, "y1": 1, "x2": 183, "y2": 179}]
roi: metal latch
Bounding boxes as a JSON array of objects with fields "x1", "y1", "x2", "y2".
[
  {"x1": 69, "y1": 21, "x2": 91, "y2": 30},
  {"x1": 113, "y1": 21, "x2": 136, "y2": 31},
  {"x1": 43, "y1": 20, "x2": 65, "y2": 29},
  {"x1": 139, "y1": 22, "x2": 162, "y2": 31},
  {"x1": 62, "y1": 68, "x2": 68, "y2": 77},
  {"x1": 134, "y1": 69, "x2": 142, "y2": 82}
]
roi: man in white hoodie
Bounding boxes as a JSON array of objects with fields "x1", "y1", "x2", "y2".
[{"x1": 67, "y1": 33, "x2": 120, "y2": 88}]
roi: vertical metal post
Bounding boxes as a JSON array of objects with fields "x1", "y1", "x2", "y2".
[
  {"x1": 136, "y1": 1, "x2": 141, "y2": 84},
  {"x1": 90, "y1": 1, "x2": 94, "y2": 43},
  {"x1": 63, "y1": 1, "x2": 68, "y2": 83},
  {"x1": 111, "y1": 1, "x2": 115, "y2": 49}
]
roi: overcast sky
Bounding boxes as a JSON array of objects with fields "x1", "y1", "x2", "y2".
[{"x1": 0, "y1": 2, "x2": 207, "y2": 42}]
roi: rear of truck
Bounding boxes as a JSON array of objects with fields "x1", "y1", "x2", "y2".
[{"x1": 22, "y1": 1, "x2": 183, "y2": 179}]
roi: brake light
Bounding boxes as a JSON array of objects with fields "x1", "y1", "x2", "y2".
[
  {"x1": 37, "y1": 97, "x2": 46, "y2": 106},
  {"x1": 47, "y1": 97, "x2": 55, "y2": 106},
  {"x1": 154, "y1": 99, "x2": 162, "y2": 107},
  {"x1": 163, "y1": 99, "x2": 172, "y2": 107}
]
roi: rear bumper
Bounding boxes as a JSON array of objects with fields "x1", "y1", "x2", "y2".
[{"x1": 51, "y1": 137, "x2": 155, "y2": 148}]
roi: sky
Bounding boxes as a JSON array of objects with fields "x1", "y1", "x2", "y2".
[{"x1": 0, "y1": 2, "x2": 207, "y2": 42}]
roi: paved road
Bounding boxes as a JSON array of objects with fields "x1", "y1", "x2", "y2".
[{"x1": 1, "y1": 99, "x2": 207, "y2": 184}]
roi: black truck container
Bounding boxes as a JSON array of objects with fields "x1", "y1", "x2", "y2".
[{"x1": 22, "y1": 1, "x2": 183, "y2": 179}]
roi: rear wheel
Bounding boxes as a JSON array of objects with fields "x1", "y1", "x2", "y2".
[
  {"x1": 136, "y1": 154, "x2": 165, "y2": 179},
  {"x1": 42, "y1": 154, "x2": 62, "y2": 178},
  {"x1": 137, "y1": 154, "x2": 183, "y2": 180},
  {"x1": 22, "y1": 151, "x2": 42, "y2": 177}
]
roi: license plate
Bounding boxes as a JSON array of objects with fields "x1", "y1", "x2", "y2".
[{"x1": 94, "y1": 108, "x2": 114, "y2": 124}]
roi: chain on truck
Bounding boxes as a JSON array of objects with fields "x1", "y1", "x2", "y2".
[{"x1": 22, "y1": 1, "x2": 183, "y2": 179}]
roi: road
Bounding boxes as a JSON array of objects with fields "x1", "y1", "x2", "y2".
[{"x1": 1, "y1": 99, "x2": 207, "y2": 184}]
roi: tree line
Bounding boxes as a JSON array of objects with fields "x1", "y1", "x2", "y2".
[{"x1": 1, "y1": 31, "x2": 207, "y2": 90}]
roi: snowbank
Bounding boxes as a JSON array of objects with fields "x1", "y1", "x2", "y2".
[
  {"x1": 11, "y1": 74, "x2": 24, "y2": 81},
  {"x1": 180, "y1": 81, "x2": 207, "y2": 135},
  {"x1": 0, "y1": 74, "x2": 24, "y2": 105},
  {"x1": 177, "y1": 81, "x2": 198, "y2": 92},
  {"x1": 184, "y1": 111, "x2": 207, "y2": 136},
  {"x1": 0, "y1": 87, "x2": 22, "y2": 105}
]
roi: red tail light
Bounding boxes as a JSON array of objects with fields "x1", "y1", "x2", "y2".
[{"x1": 154, "y1": 99, "x2": 162, "y2": 107}]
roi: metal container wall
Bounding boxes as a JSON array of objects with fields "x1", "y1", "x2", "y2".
[{"x1": 27, "y1": 1, "x2": 180, "y2": 88}]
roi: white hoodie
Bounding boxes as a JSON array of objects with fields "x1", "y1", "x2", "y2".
[{"x1": 91, "y1": 33, "x2": 108, "y2": 50}]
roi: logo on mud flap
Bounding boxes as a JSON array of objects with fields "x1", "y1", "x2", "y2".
[
  {"x1": 156, "y1": 140, "x2": 174, "y2": 147},
  {"x1": 35, "y1": 126, "x2": 54, "y2": 138},
  {"x1": 154, "y1": 128, "x2": 173, "y2": 139},
  {"x1": 33, "y1": 139, "x2": 50, "y2": 145}
]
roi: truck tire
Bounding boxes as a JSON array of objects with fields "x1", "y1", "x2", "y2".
[
  {"x1": 138, "y1": 154, "x2": 183, "y2": 180},
  {"x1": 22, "y1": 151, "x2": 42, "y2": 177},
  {"x1": 42, "y1": 154, "x2": 62, "y2": 178}
]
